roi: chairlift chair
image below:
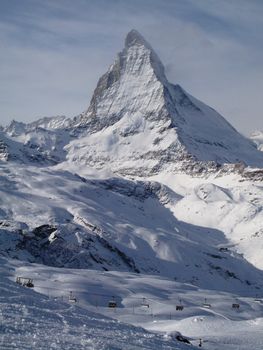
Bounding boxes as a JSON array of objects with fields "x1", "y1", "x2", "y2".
[
  {"x1": 16, "y1": 277, "x2": 34, "y2": 288},
  {"x1": 108, "y1": 296, "x2": 117, "y2": 308},
  {"x1": 141, "y1": 298, "x2": 150, "y2": 308},
  {"x1": 176, "y1": 298, "x2": 184, "y2": 311},
  {"x1": 68, "y1": 291, "x2": 77, "y2": 303},
  {"x1": 202, "y1": 298, "x2": 211, "y2": 308},
  {"x1": 176, "y1": 305, "x2": 184, "y2": 311},
  {"x1": 16, "y1": 277, "x2": 22, "y2": 285}
]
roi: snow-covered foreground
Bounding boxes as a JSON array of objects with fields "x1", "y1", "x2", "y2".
[
  {"x1": 0, "y1": 258, "x2": 192, "y2": 350},
  {"x1": 2, "y1": 257, "x2": 263, "y2": 350}
]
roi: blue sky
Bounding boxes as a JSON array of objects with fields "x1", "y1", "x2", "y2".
[{"x1": 0, "y1": 0, "x2": 262, "y2": 134}]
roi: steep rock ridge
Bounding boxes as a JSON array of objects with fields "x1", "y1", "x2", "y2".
[
  {"x1": 74, "y1": 30, "x2": 171, "y2": 131},
  {"x1": 68, "y1": 29, "x2": 263, "y2": 175}
]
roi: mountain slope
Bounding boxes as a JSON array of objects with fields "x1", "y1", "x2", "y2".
[{"x1": 1, "y1": 162, "x2": 263, "y2": 294}]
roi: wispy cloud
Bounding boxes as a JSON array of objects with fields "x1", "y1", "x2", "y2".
[{"x1": 0, "y1": 0, "x2": 262, "y2": 134}]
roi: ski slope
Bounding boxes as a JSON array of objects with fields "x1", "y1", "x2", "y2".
[
  {"x1": 0, "y1": 258, "x2": 192, "y2": 350},
  {"x1": 2, "y1": 257, "x2": 263, "y2": 350}
]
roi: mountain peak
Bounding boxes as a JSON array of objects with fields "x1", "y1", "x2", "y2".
[
  {"x1": 125, "y1": 29, "x2": 151, "y2": 49},
  {"x1": 74, "y1": 29, "x2": 167, "y2": 132},
  {"x1": 72, "y1": 30, "x2": 263, "y2": 171}
]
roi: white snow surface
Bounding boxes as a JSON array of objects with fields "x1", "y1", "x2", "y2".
[
  {"x1": 1, "y1": 258, "x2": 192, "y2": 350},
  {"x1": 2, "y1": 257, "x2": 263, "y2": 350}
]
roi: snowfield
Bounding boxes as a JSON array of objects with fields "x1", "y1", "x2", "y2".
[{"x1": 1, "y1": 259, "x2": 192, "y2": 350}]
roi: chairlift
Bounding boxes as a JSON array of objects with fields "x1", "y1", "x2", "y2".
[
  {"x1": 232, "y1": 303, "x2": 240, "y2": 309},
  {"x1": 254, "y1": 295, "x2": 262, "y2": 303},
  {"x1": 108, "y1": 296, "x2": 117, "y2": 308},
  {"x1": 141, "y1": 298, "x2": 150, "y2": 308},
  {"x1": 176, "y1": 305, "x2": 184, "y2": 311},
  {"x1": 176, "y1": 298, "x2": 184, "y2": 311},
  {"x1": 16, "y1": 277, "x2": 34, "y2": 288},
  {"x1": 68, "y1": 291, "x2": 77, "y2": 303},
  {"x1": 202, "y1": 298, "x2": 211, "y2": 308},
  {"x1": 202, "y1": 303, "x2": 211, "y2": 308}
]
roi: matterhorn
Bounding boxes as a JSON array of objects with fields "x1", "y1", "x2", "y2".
[{"x1": 67, "y1": 29, "x2": 263, "y2": 176}]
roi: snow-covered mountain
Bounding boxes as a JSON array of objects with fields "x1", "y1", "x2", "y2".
[
  {"x1": 67, "y1": 29, "x2": 263, "y2": 175},
  {"x1": 4, "y1": 116, "x2": 71, "y2": 136},
  {"x1": 251, "y1": 131, "x2": 263, "y2": 151},
  {"x1": 1, "y1": 29, "x2": 263, "y2": 349},
  {"x1": 2, "y1": 30, "x2": 263, "y2": 175},
  {"x1": 1, "y1": 29, "x2": 262, "y2": 276},
  {"x1": 2, "y1": 118, "x2": 72, "y2": 164}
]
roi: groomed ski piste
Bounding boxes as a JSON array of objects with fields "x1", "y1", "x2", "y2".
[
  {"x1": 1, "y1": 258, "x2": 192, "y2": 350},
  {"x1": 1, "y1": 256, "x2": 263, "y2": 350}
]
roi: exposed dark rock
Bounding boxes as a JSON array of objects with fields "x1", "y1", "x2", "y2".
[{"x1": 32, "y1": 225, "x2": 57, "y2": 239}]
